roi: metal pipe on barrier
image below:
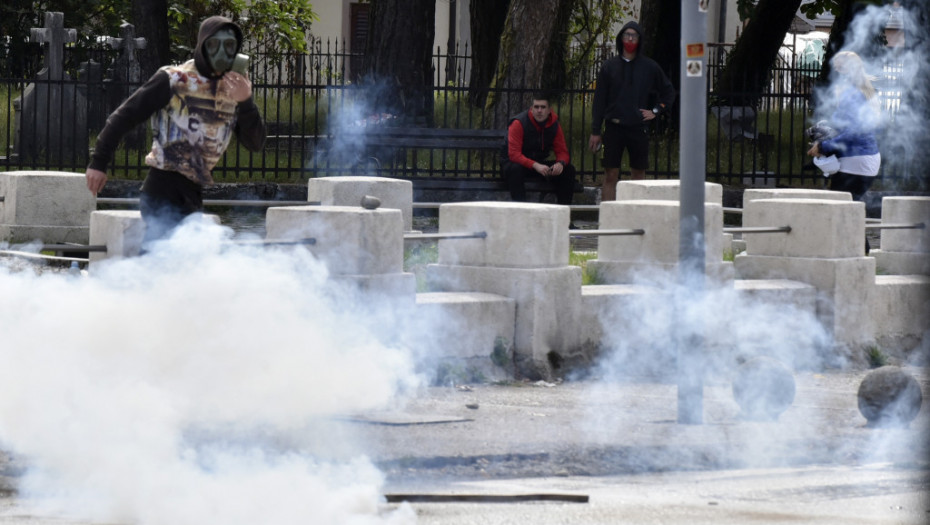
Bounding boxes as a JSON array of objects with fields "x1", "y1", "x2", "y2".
[
  {"x1": 404, "y1": 231, "x2": 487, "y2": 241},
  {"x1": 40, "y1": 243, "x2": 108, "y2": 253},
  {"x1": 723, "y1": 226, "x2": 792, "y2": 234},
  {"x1": 0, "y1": 250, "x2": 88, "y2": 263},
  {"x1": 96, "y1": 197, "x2": 319, "y2": 207},
  {"x1": 569, "y1": 228, "x2": 645, "y2": 236},
  {"x1": 6, "y1": 238, "x2": 318, "y2": 258},
  {"x1": 864, "y1": 222, "x2": 925, "y2": 230}
]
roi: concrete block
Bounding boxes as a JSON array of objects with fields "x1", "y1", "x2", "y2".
[
  {"x1": 872, "y1": 250, "x2": 930, "y2": 276},
  {"x1": 734, "y1": 254, "x2": 876, "y2": 364},
  {"x1": 580, "y1": 284, "x2": 666, "y2": 349},
  {"x1": 415, "y1": 291, "x2": 516, "y2": 362},
  {"x1": 743, "y1": 188, "x2": 851, "y2": 203},
  {"x1": 0, "y1": 170, "x2": 95, "y2": 243},
  {"x1": 617, "y1": 179, "x2": 723, "y2": 205},
  {"x1": 88, "y1": 210, "x2": 145, "y2": 263},
  {"x1": 744, "y1": 198, "x2": 864, "y2": 258},
  {"x1": 733, "y1": 279, "x2": 818, "y2": 321},
  {"x1": 871, "y1": 275, "x2": 930, "y2": 360},
  {"x1": 586, "y1": 260, "x2": 734, "y2": 285},
  {"x1": 265, "y1": 205, "x2": 404, "y2": 275},
  {"x1": 307, "y1": 176, "x2": 413, "y2": 231},
  {"x1": 879, "y1": 196, "x2": 930, "y2": 253},
  {"x1": 331, "y1": 273, "x2": 417, "y2": 303},
  {"x1": 596, "y1": 200, "x2": 724, "y2": 265},
  {"x1": 437, "y1": 202, "x2": 569, "y2": 269},
  {"x1": 426, "y1": 264, "x2": 582, "y2": 379},
  {"x1": 88, "y1": 210, "x2": 221, "y2": 265}
]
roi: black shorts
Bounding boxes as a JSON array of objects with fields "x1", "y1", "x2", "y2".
[{"x1": 602, "y1": 122, "x2": 649, "y2": 170}]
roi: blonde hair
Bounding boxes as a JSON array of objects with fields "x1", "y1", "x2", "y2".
[{"x1": 831, "y1": 51, "x2": 876, "y2": 99}]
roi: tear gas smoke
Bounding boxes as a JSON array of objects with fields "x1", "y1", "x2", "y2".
[
  {"x1": 812, "y1": 4, "x2": 929, "y2": 188},
  {"x1": 0, "y1": 219, "x2": 418, "y2": 524}
]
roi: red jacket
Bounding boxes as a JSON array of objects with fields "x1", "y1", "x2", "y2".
[{"x1": 503, "y1": 110, "x2": 570, "y2": 169}]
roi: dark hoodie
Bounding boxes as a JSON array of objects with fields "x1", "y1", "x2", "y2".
[
  {"x1": 590, "y1": 21, "x2": 676, "y2": 133},
  {"x1": 89, "y1": 16, "x2": 265, "y2": 185}
]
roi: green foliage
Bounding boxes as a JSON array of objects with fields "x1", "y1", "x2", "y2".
[
  {"x1": 167, "y1": 0, "x2": 316, "y2": 60},
  {"x1": 566, "y1": 0, "x2": 635, "y2": 82},
  {"x1": 490, "y1": 337, "x2": 512, "y2": 369},
  {"x1": 569, "y1": 250, "x2": 599, "y2": 285},
  {"x1": 866, "y1": 346, "x2": 888, "y2": 368},
  {"x1": 238, "y1": 0, "x2": 317, "y2": 57},
  {"x1": 404, "y1": 241, "x2": 438, "y2": 292},
  {"x1": 432, "y1": 361, "x2": 486, "y2": 386}
]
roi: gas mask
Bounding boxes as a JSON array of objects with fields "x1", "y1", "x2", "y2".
[{"x1": 204, "y1": 28, "x2": 238, "y2": 75}]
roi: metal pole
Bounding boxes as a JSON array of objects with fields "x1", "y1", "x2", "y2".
[
  {"x1": 403, "y1": 231, "x2": 487, "y2": 241},
  {"x1": 678, "y1": 0, "x2": 708, "y2": 424},
  {"x1": 96, "y1": 197, "x2": 318, "y2": 207},
  {"x1": 568, "y1": 228, "x2": 646, "y2": 236},
  {"x1": 723, "y1": 226, "x2": 792, "y2": 234},
  {"x1": 864, "y1": 222, "x2": 926, "y2": 230}
]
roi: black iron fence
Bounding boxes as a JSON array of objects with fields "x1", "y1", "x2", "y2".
[{"x1": 0, "y1": 38, "x2": 913, "y2": 190}]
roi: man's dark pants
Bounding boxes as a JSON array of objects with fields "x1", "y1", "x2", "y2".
[
  {"x1": 139, "y1": 168, "x2": 204, "y2": 248},
  {"x1": 501, "y1": 160, "x2": 577, "y2": 205}
]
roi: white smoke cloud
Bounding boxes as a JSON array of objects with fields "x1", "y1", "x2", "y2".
[
  {"x1": 812, "y1": 4, "x2": 928, "y2": 186},
  {"x1": 0, "y1": 220, "x2": 419, "y2": 524}
]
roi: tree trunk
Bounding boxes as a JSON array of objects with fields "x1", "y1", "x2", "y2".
[
  {"x1": 131, "y1": 0, "x2": 170, "y2": 79},
  {"x1": 467, "y1": 0, "x2": 510, "y2": 108},
  {"x1": 364, "y1": 0, "x2": 436, "y2": 125},
  {"x1": 713, "y1": 0, "x2": 803, "y2": 106},
  {"x1": 484, "y1": 0, "x2": 577, "y2": 129}
]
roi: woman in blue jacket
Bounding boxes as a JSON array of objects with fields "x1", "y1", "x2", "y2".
[{"x1": 807, "y1": 51, "x2": 882, "y2": 201}]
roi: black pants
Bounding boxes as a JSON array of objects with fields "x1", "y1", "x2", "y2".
[
  {"x1": 829, "y1": 171, "x2": 875, "y2": 201},
  {"x1": 829, "y1": 171, "x2": 875, "y2": 254},
  {"x1": 139, "y1": 169, "x2": 204, "y2": 247},
  {"x1": 501, "y1": 160, "x2": 577, "y2": 205}
]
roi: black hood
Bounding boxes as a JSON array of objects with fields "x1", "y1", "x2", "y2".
[
  {"x1": 616, "y1": 21, "x2": 645, "y2": 55},
  {"x1": 193, "y1": 15, "x2": 243, "y2": 78}
]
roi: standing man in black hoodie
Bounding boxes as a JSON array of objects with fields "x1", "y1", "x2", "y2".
[
  {"x1": 85, "y1": 16, "x2": 266, "y2": 247},
  {"x1": 588, "y1": 21, "x2": 676, "y2": 202}
]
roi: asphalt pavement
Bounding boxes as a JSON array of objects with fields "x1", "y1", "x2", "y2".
[{"x1": 1, "y1": 367, "x2": 927, "y2": 524}]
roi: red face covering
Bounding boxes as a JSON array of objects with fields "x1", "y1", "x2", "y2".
[{"x1": 623, "y1": 41, "x2": 638, "y2": 54}]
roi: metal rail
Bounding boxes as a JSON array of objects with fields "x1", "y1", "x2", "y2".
[
  {"x1": 96, "y1": 197, "x2": 318, "y2": 207},
  {"x1": 569, "y1": 228, "x2": 645, "y2": 236},
  {"x1": 0, "y1": 249, "x2": 88, "y2": 263},
  {"x1": 723, "y1": 226, "x2": 792, "y2": 234},
  {"x1": 10, "y1": 238, "x2": 318, "y2": 256},
  {"x1": 404, "y1": 231, "x2": 487, "y2": 241},
  {"x1": 864, "y1": 222, "x2": 925, "y2": 230}
]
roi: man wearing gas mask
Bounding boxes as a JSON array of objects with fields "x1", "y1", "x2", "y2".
[{"x1": 85, "y1": 16, "x2": 265, "y2": 248}]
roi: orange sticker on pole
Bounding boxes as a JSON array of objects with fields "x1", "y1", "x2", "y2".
[{"x1": 686, "y1": 43, "x2": 704, "y2": 58}]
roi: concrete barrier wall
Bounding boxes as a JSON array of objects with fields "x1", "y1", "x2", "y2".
[{"x1": 0, "y1": 170, "x2": 95, "y2": 243}]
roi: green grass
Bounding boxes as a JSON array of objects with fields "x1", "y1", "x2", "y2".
[{"x1": 569, "y1": 250, "x2": 600, "y2": 285}]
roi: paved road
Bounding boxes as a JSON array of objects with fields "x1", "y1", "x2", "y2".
[{"x1": 1, "y1": 368, "x2": 927, "y2": 524}]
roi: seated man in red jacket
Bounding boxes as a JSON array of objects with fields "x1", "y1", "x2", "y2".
[{"x1": 500, "y1": 94, "x2": 577, "y2": 206}]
